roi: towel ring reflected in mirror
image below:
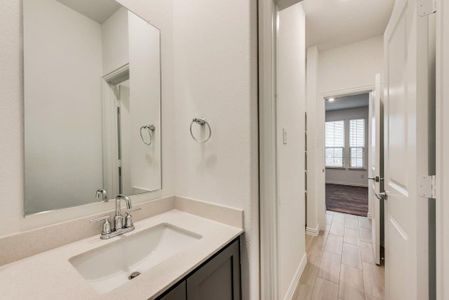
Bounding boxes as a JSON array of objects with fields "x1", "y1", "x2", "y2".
[
  {"x1": 190, "y1": 118, "x2": 212, "y2": 144},
  {"x1": 140, "y1": 124, "x2": 156, "y2": 145}
]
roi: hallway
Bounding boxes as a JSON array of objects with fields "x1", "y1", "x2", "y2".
[{"x1": 296, "y1": 211, "x2": 384, "y2": 300}]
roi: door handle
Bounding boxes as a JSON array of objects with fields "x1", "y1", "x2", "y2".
[
  {"x1": 375, "y1": 192, "x2": 388, "y2": 200},
  {"x1": 368, "y1": 176, "x2": 384, "y2": 182},
  {"x1": 368, "y1": 176, "x2": 380, "y2": 182}
]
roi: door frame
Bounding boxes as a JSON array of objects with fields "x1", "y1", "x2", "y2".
[
  {"x1": 258, "y1": 0, "x2": 303, "y2": 298},
  {"x1": 102, "y1": 65, "x2": 130, "y2": 197},
  {"x1": 317, "y1": 85, "x2": 373, "y2": 225},
  {"x1": 260, "y1": 0, "x2": 447, "y2": 299},
  {"x1": 436, "y1": 0, "x2": 448, "y2": 298},
  {"x1": 258, "y1": 0, "x2": 279, "y2": 298}
]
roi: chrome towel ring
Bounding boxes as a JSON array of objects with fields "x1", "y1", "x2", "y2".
[
  {"x1": 140, "y1": 124, "x2": 156, "y2": 145},
  {"x1": 190, "y1": 118, "x2": 212, "y2": 144}
]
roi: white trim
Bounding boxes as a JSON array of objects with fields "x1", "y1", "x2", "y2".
[
  {"x1": 313, "y1": 86, "x2": 374, "y2": 231},
  {"x1": 102, "y1": 80, "x2": 120, "y2": 197},
  {"x1": 306, "y1": 225, "x2": 320, "y2": 236},
  {"x1": 321, "y1": 85, "x2": 375, "y2": 98},
  {"x1": 283, "y1": 253, "x2": 307, "y2": 300},
  {"x1": 103, "y1": 63, "x2": 129, "y2": 83},
  {"x1": 259, "y1": 0, "x2": 279, "y2": 299},
  {"x1": 436, "y1": 0, "x2": 448, "y2": 298},
  {"x1": 259, "y1": 0, "x2": 309, "y2": 298}
]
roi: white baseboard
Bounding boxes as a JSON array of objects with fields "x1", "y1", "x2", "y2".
[
  {"x1": 283, "y1": 253, "x2": 308, "y2": 300},
  {"x1": 306, "y1": 225, "x2": 320, "y2": 236}
]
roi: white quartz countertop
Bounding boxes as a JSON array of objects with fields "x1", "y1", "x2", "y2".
[{"x1": 0, "y1": 209, "x2": 243, "y2": 300}]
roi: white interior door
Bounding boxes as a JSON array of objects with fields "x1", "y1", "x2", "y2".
[
  {"x1": 384, "y1": 0, "x2": 434, "y2": 298},
  {"x1": 368, "y1": 74, "x2": 383, "y2": 265}
]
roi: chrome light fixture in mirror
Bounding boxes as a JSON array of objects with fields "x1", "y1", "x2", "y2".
[{"x1": 23, "y1": 0, "x2": 162, "y2": 215}]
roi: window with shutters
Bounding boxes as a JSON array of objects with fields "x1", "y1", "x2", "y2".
[
  {"x1": 325, "y1": 120, "x2": 345, "y2": 167},
  {"x1": 349, "y1": 119, "x2": 365, "y2": 168}
]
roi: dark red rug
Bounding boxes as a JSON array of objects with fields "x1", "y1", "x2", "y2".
[{"x1": 326, "y1": 184, "x2": 368, "y2": 217}]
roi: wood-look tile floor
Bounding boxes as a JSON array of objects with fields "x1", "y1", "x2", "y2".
[{"x1": 295, "y1": 211, "x2": 384, "y2": 300}]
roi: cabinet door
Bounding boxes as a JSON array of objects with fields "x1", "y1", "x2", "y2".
[
  {"x1": 187, "y1": 239, "x2": 240, "y2": 300},
  {"x1": 157, "y1": 281, "x2": 186, "y2": 300}
]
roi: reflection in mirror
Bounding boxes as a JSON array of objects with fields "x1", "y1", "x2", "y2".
[{"x1": 23, "y1": 0, "x2": 162, "y2": 215}]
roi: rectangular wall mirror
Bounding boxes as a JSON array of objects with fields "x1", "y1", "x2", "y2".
[{"x1": 23, "y1": 0, "x2": 162, "y2": 215}]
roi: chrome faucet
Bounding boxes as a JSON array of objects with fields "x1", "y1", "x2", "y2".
[
  {"x1": 90, "y1": 194, "x2": 141, "y2": 240},
  {"x1": 95, "y1": 189, "x2": 108, "y2": 202},
  {"x1": 114, "y1": 194, "x2": 134, "y2": 230}
]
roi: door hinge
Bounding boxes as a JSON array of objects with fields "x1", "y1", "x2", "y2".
[
  {"x1": 418, "y1": 0, "x2": 437, "y2": 16},
  {"x1": 419, "y1": 175, "x2": 437, "y2": 198}
]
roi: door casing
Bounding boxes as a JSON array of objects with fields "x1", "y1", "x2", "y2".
[
  {"x1": 436, "y1": 0, "x2": 448, "y2": 299},
  {"x1": 318, "y1": 86, "x2": 374, "y2": 226}
]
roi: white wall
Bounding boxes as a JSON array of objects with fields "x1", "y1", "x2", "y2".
[
  {"x1": 307, "y1": 36, "x2": 384, "y2": 230},
  {"x1": 100, "y1": 8, "x2": 130, "y2": 197},
  {"x1": 277, "y1": 3, "x2": 307, "y2": 299},
  {"x1": 1, "y1": 0, "x2": 259, "y2": 298},
  {"x1": 306, "y1": 46, "x2": 321, "y2": 232},
  {"x1": 101, "y1": 10, "x2": 162, "y2": 195},
  {"x1": 172, "y1": 0, "x2": 258, "y2": 299},
  {"x1": 318, "y1": 35, "x2": 384, "y2": 93},
  {"x1": 102, "y1": 7, "x2": 129, "y2": 75},
  {"x1": 325, "y1": 106, "x2": 369, "y2": 187},
  {"x1": 128, "y1": 12, "x2": 161, "y2": 193},
  {"x1": 0, "y1": 0, "x2": 175, "y2": 235},
  {"x1": 23, "y1": 0, "x2": 104, "y2": 214}
]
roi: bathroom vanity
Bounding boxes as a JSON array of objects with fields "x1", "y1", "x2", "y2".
[
  {"x1": 157, "y1": 238, "x2": 240, "y2": 300},
  {"x1": 0, "y1": 201, "x2": 243, "y2": 300}
]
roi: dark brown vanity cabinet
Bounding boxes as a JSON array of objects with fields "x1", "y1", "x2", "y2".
[
  {"x1": 158, "y1": 282, "x2": 187, "y2": 300},
  {"x1": 156, "y1": 238, "x2": 241, "y2": 300}
]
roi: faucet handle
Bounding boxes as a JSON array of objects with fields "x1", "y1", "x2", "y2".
[
  {"x1": 90, "y1": 215, "x2": 112, "y2": 235},
  {"x1": 125, "y1": 208, "x2": 142, "y2": 228}
]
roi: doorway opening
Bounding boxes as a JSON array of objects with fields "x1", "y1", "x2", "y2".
[
  {"x1": 259, "y1": 0, "x2": 438, "y2": 298},
  {"x1": 324, "y1": 93, "x2": 370, "y2": 217}
]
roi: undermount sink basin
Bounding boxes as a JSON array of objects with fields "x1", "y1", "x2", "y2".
[{"x1": 69, "y1": 223, "x2": 202, "y2": 294}]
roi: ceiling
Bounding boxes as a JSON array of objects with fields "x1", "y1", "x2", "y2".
[
  {"x1": 57, "y1": 0, "x2": 121, "y2": 23},
  {"x1": 325, "y1": 93, "x2": 369, "y2": 111},
  {"x1": 302, "y1": 0, "x2": 394, "y2": 50}
]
